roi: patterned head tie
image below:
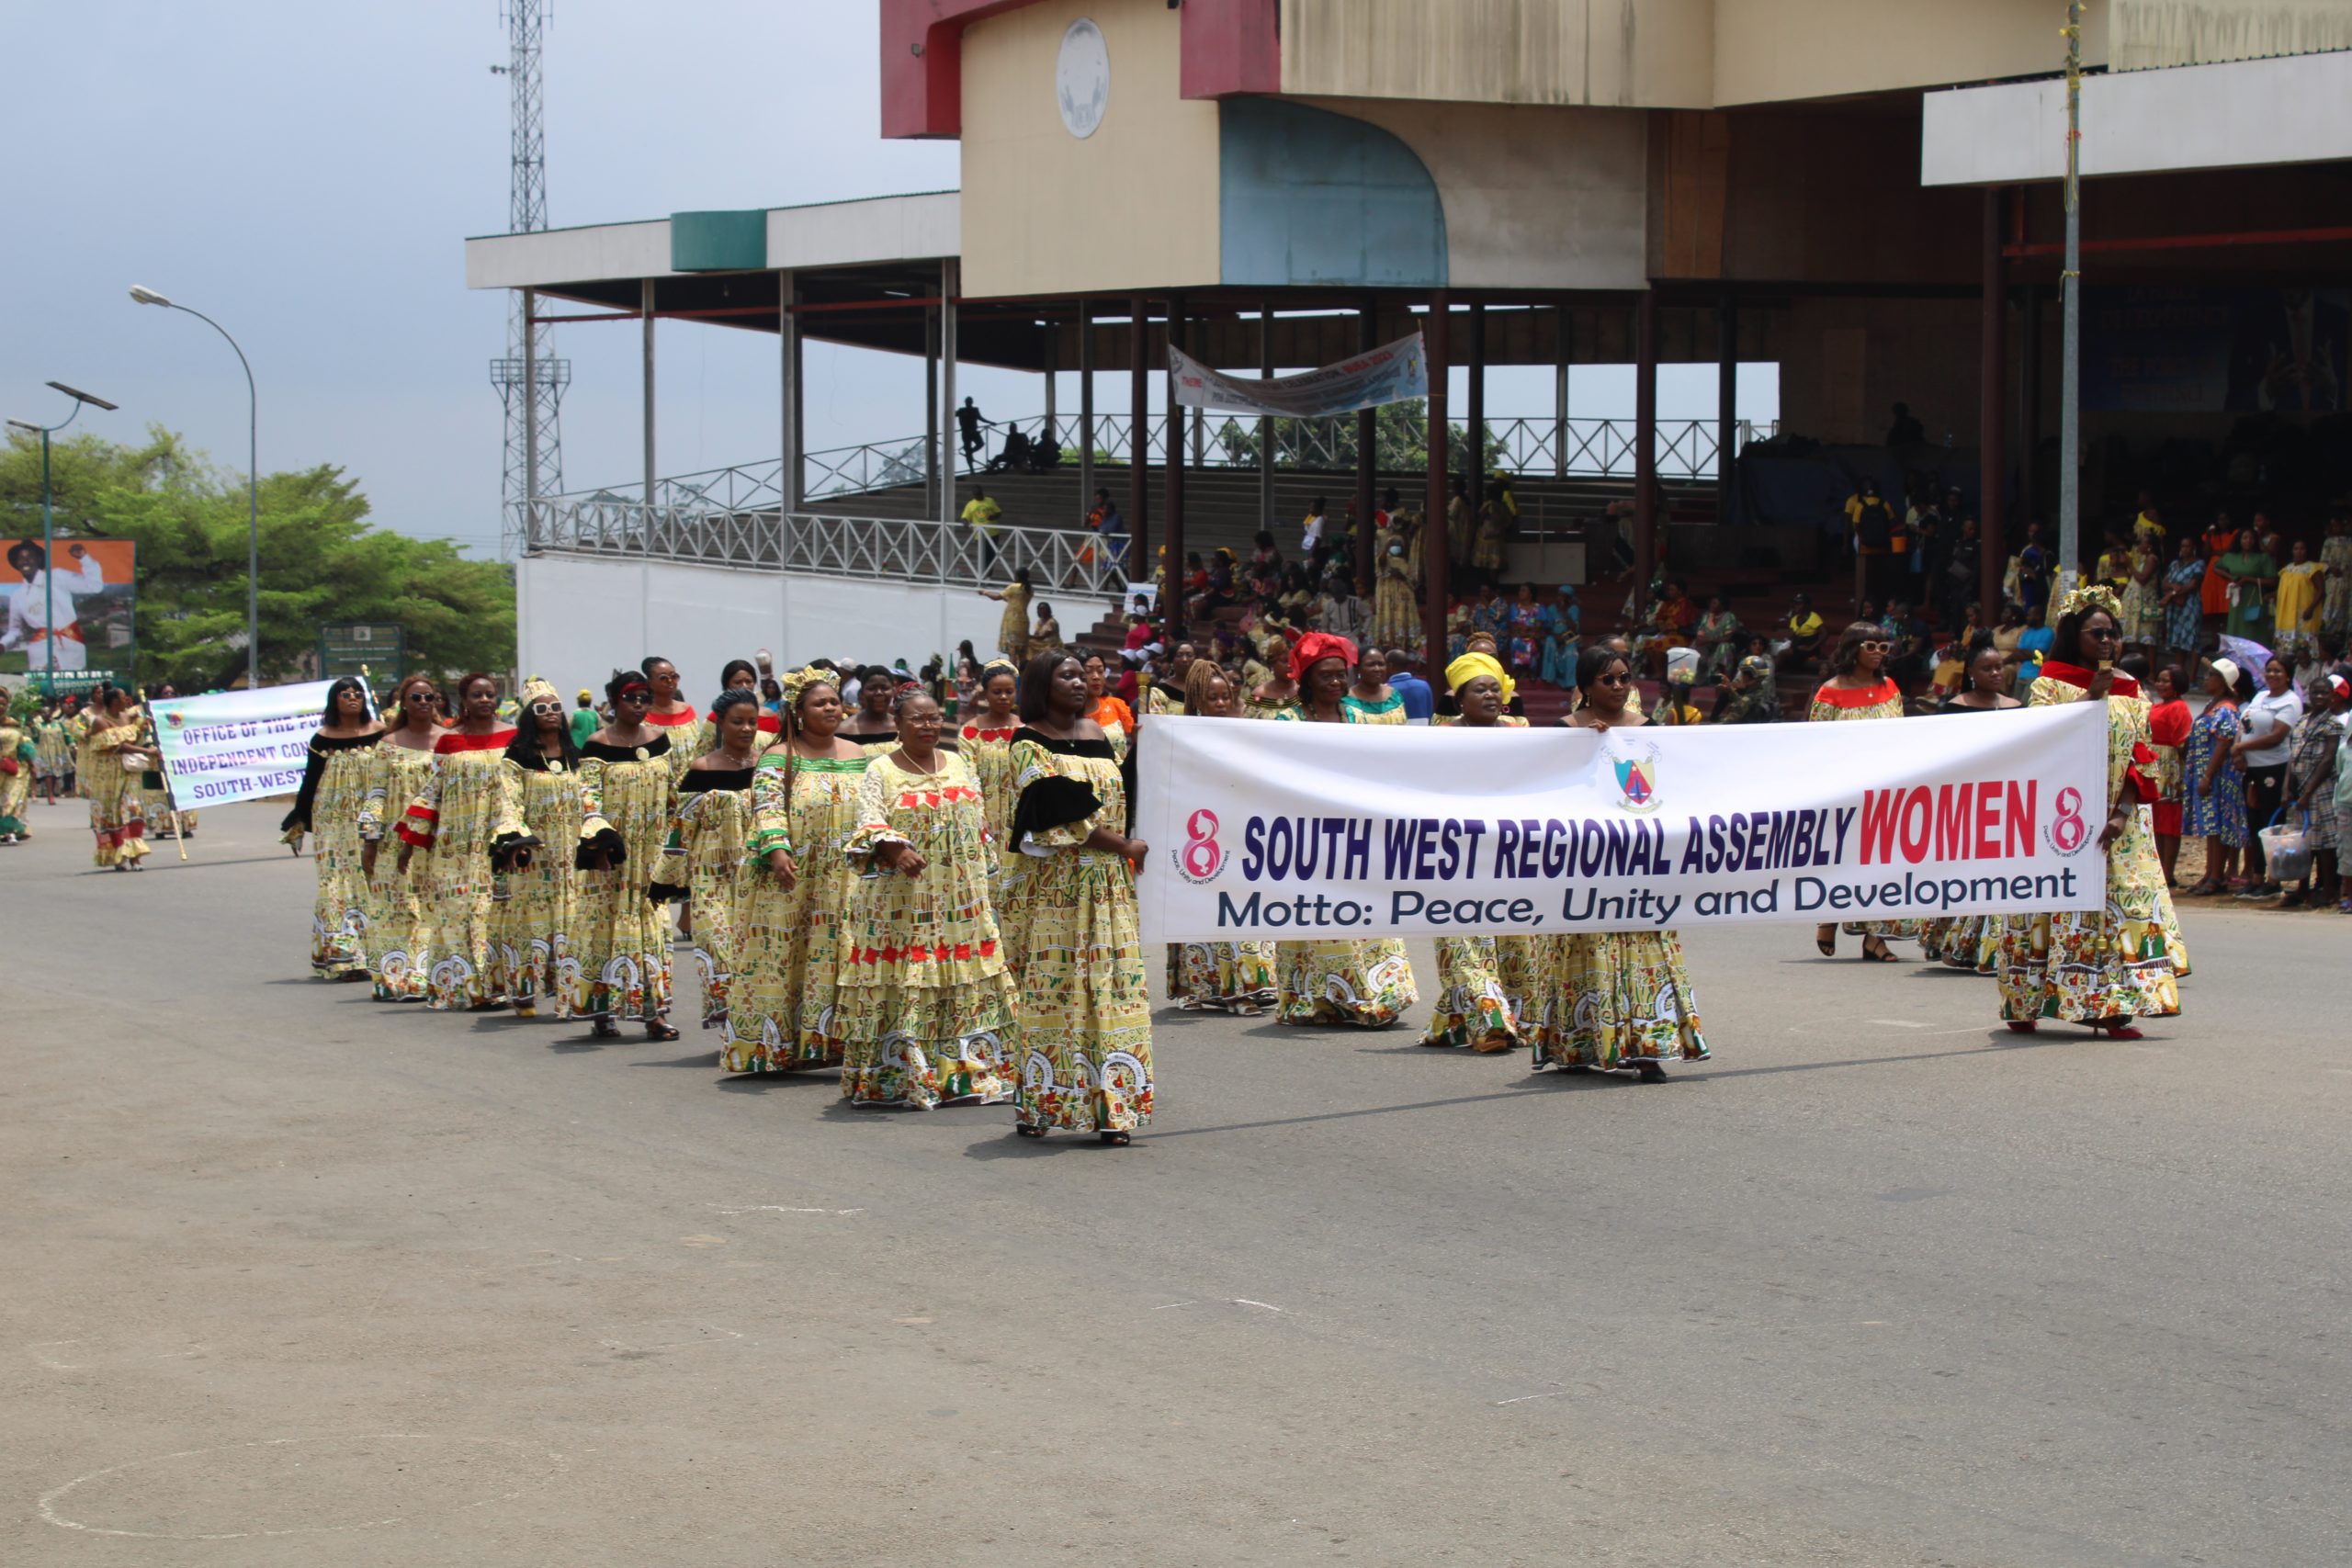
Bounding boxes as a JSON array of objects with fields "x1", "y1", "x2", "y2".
[
  {"x1": 777, "y1": 664, "x2": 837, "y2": 710},
  {"x1": 520, "y1": 677, "x2": 560, "y2": 707},
  {"x1": 2056, "y1": 581, "x2": 2125, "y2": 626}
]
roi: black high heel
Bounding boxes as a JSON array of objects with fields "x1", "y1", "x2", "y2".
[{"x1": 1098, "y1": 1129, "x2": 1132, "y2": 1146}]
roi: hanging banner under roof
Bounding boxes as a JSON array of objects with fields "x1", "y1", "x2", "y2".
[{"x1": 1170, "y1": 332, "x2": 1429, "y2": 420}]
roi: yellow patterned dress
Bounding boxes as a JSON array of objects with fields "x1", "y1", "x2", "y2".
[
  {"x1": 1421, "y1": 716, "x2": 1538, "y2": 1049},
  {"x1": 658, "y1": 764, "x2": 756, "y2": 1029},
  {"x1": 956, "y1": 719, "x2": 1020, "y2": 861},
  {"x1": 1001, "y1": 730, "x2": 1153, "y2": 1134},
  {"x1": 575, "y1": 735, "x2": 683, "y2": 1024},
  {"x1": 1262, "y1": 706, "x2": 1419, "y2": 1026},
  {"x1": 838, "y1": 750, "x2": 1019, "y2": 1108},
  {"x1": 82, "y1": 715, "x2": 151, "y2": 867},
  {"x1": 723, "y1": 750, "x2": 870, "y2": 1072},
  {"x1": 1807, "y1": 676, "x2": 1918, "y2": 942},
  {"x1": 1995, "y1": 666, "x2": 2185, "y2": 1027},
  {"x1": 280, "y1": 731, "x2": 379, "y2": 976},
  {"x1": 0, "y1": 719, "x2": 30, "y2": 839},
  {"x1": 496, "y1": 754, "x2": 591, "y2": 1019},
  {"x1": 396, "y1": 727, "x2": 521, "y2": 1010},
  {"x1": 358, "y1": 738, "x2": 436, "y2": 998},
  {"x1": 35, "y1": 716, "x2": 73, "y2": 788}
]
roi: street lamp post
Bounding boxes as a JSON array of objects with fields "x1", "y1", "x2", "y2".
[
  {"x1": 129, "y1": 286, "x2": 261, "y2": 690},
  {"x1": 6, "y1": 381, "x2": 119, "y2": 696}
]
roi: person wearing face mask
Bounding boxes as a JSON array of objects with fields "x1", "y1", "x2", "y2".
[
  {"x1": 281, "y1": 675, "x2": 385, "y2": 978},
  {"x1": 1996, "y1": 585, "x2": 2185, "y2": 1037},
  {"x1": 359, "y1": 675, "x2": 444, "y2": 999}
]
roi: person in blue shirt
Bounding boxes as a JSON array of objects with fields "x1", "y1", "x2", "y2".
[
  {"x1": 1386, "y1": 650, "x2": 1435, "y2": 725},
  {"x1": 2013, "y1": 604, "x2": 2055, "y2": 695}
]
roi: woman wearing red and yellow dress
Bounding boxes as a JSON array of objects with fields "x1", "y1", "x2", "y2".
[
  {"x1": 1163, "y1": 659, "x2": 1278, "y2": 1015},
  {"x1": 1419, "y1": 652, "x2": 1534, "y2": 1052},
  {"x1": 0, "y1": 694, "x2": 31, "y2": 844},
  {"x1": 359, "y1": 677, "x2": 441, "y2": 998},
  {"x1": 652, "y1": 690, "x2": 763, "y2": 1030},
  {"x1": 575, "y1": 669, "x2": 686, "y2": 1041},
  {"x1": 1268, "y1": 633, "x2": 1419, "y2": 1027},
  {"x1": 838, "y1": 686, "x2": 1019, "y2": 1110},
  {"x1": 723, "y1": 666, "x2": 870, "y2": 1073},
  {"x1": 1806, "y1": 621, "x2": 1917, "y2": 962},
  {"x1": 637, "y1": 655, "x2": 707, "y2": 751},
  {"x1": 496, "y1": 681, "x2": 592, "y2": 1021},
  {"x1": 393, "y1": 672, "x2": 526, "y2": 1011},
  {"x1": 280, "y1": 676, "x2": 384, "y2": 977},
  {"x1": 1001, "y1": 650, "x2": 1153, "y2": 1143},
  {"x1": 1996, "y1": 586, "x2": 2185, "y2": 1037},
  {"x1": 1532, "y1": 645, "x2": 1709, "y2": 1078},
  {"x1": 81, "y1": 686, "x2": 152, "y2": 870},
  {"x1": 956, "y1": 658, "x2": 1022, "y2": 856}
]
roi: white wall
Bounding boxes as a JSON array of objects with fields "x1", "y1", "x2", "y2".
[{"x1": 517, "y1": 554, "x2": 1096, "y2": 699}]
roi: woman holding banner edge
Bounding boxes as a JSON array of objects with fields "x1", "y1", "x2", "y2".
[
  {"x1": 1420, "y1": 652, "x2": 1534, "y2": 1052},
  {"x1": 1994, "y1": 586, "x2": 2186, "y2": 1037},
  {"x1": 1806, "y1": 622, "x2": 1917, "y2": 962},
  {"x1": 1163, "y1": 660, "x2": 1279, "y2": 1015},
  {"x1": 1264, "y1": 633, "x2": 1419, "y2": 1029}
]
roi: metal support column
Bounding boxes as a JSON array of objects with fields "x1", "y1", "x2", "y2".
[
  {"x1": 1129, "y1": 297, "x2": 1149, "y2": 587},
  {"x1": 1980, "y1": 187, "x2": 2008, "y2": 623},
  {"x1": 923, "y1": 307, "x2": 940, "y2": 520},
  {"x1": 1354, "y1": 295, "x2": 1377, "y2": 592},
  {"x1": 1421, "y1": 293, "x2": 1452, "y2": 669},
  {"x1": 941, "y1": 259, "x2": 959, "y2": 526},
  {"x1": 1716, "y1": 291, "x2": 1738, "y2": 524},
  {"x1": 1465, "y1": 299, "x2": 1487, "y2": 515},
  {"x1": 1164, "y1": 295, "x2": 1186, "y2": 637},
  {"x1": 1633, "y1": 290, "x2": 1659, "y2": 613},
  {"x1": 522, "y1": 288, "x2": 540, "y2": 544},
  {"x1": 777, "y1": 270, "x2": 802, "y2": 519},
  {"x1": 1555, "y1": 307, "x2": 1570, "y2": 479},
  {"x1": 2018, "y1": 278, "x2": 2041, "y2": 538},
  {"x1": 1259, "y1": 303, "x2": 1276, "y2": 533},
  {"x1": 1079, "y1": 299, "x2": 1095, "y2": 528},
  {"x1": 640, "y1": 278, "x2": 657, "y2": 505}
]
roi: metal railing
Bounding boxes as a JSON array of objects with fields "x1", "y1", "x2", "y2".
[
  {"x1": 546, "y1": 412, "x2": 1779, "y2": 519},
  {"x1": 526, "y1": 498, "x2": 1136, "y2": 595}
]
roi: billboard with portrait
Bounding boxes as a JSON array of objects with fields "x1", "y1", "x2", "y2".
[{"x1": 0, "y1": 536, "x2": 137, "y2": 688}]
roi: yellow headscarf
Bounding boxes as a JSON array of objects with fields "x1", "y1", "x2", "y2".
[{"x1": 1445, "y1": 651, "x2": 1515, "y2": 705}]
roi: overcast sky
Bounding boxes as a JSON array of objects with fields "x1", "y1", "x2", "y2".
[{"x1": 6, "y1": 1, "x2": 1774, "y2": 556}]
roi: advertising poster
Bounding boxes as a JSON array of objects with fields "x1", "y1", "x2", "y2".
[{"x1": 0, "y1": 536, "x2": 137, "y2": 687}]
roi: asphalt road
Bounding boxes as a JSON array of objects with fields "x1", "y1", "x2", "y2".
[{"x1": 4, "y1": 796, "x2": 2346, "y2": 1567}]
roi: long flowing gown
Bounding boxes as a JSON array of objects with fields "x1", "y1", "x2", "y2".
[
  {"x1": 1370, "y1": 536, "x2": 1419, "y2": 654},
  {"x1": 358, "y1": 739, "x2": 435, "y2": 998},
  {"x1": 1808, "y1": 677, "x2": 1919, "y2": 941},
  {"x1": 281, "y1": 733, "x2": 379, "y2": 976},
  {"x1": 838, "y1": 750, "x2": 1019, "y2": 1108},
  {"x1": 957, "y1": 719, "x2": 1020, "y2": 858},
  {"x1": 2183, "y1": 701, "x2": 2246, "y2": 848},
  {"x1": 723, "y1": 750, "x2": 869, "y2": 1072},
  {"x1": 2323, "y1": 531, "x2": 2352, "y2": 637},
  {"x1": 575, "y1": 736, "x2": 683, "y2": 1024},
  {"x1": 1001, "y1": 730, "x2": 1153, "y2": 1134},
  {"x1": 2163, "y1": 557, "x2": 2206, "y2": 652},
  {"x1": 497, "y1": 755, "x2": 591, "y2": 1019},
  {"x1": 1261, "y1": 705, "x2": 1419, "y2": 1026},
  {"x1": 1996, "y1": 667, "x2": 2186, "y2": 1025},
  {"x1": 1917, "y1": 704, "x2": 2007, "y2": 974},
  {"x1": 660, "y1": 765, "x2": 756, "y2": 1029},
  {"x1": 82, "y1": 716, "x2": 150, "y2": 868},
  {"x1": 0, "y1": 720, "x2": 30, "y2": 839},
  {"x1": 396, "y1": 728, "x2": 521, "y2": 1010},
  {"x1": 1421, "y1": 716, "x2": 1538, "y2": 1048}
]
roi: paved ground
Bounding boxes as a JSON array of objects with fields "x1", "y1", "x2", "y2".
[{"x1": 3, "y1": 796, "x2": 2346, "y2": 1567}]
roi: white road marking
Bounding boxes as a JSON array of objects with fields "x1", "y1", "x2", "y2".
[
  {"x1": 1495, "y1": 1391, "x2": 1566, "y2": 1405},
  {"x1": 708, "y1": 1204, "x2": 865, "y2": 1216},
  {"x1": 1869, "y1": 1019, "x2": 1928, "y2": 1029},
  {"x1": 1230, "y1": 1299, "x2": 1284, "y2": 1314}
]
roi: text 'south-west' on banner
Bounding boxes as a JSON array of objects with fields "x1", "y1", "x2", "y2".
[
  {"x1": 1131, "y1": 705, "x2": 2111, "y2": 942},
  {"x1": 150, "y1": 680, "x2": 337, "y2": 808},
  {"x1": 1170, "y1": 333, "x2": 1430, "y2": 420}
]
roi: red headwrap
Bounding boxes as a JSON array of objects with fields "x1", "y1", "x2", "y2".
[{"x1": 1288, "y1": 631, "x2": 1358, "y2": 683}]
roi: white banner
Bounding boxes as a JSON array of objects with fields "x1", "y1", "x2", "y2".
[
  {"x1": 1170, "y1": 333, "x2": 1429, "y2": 419},
  {"x1": 1132, "y1": 705, "x2": 2111, "y2": 941},
  {"x1": 150, "y1": 680, "x2": 338, "y2": 808}
]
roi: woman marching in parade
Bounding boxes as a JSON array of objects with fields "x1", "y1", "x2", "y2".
[
  {"x1": 360, "y1": 676, "x2": 441, "y2": 998},
  {"x1": 1918, "y1": 641, "x2": 2019, "y2": 973},
  {"x1": 956, "y1": 658, "x2": 1022, "y2": 854},
  {"x1": 838, "y1": 685, "x2": 1020, "y2": 1110},
  {"x1": 0, "y1": 691, "x2": 32, "y2": 845},
  {"x1": 281, "y1": 676, "x2": 383, "y2": 976},
  {"x1": 1996, "y1": 586, "x2": 2186, "y2": 1036},
  {"x1": 724, "y1": 665, "x2": 869, "y2": 1073},
  {"x1": 497, "y1": 680, "x2": 590, "y2": 1020},
  {"x1": 1419, "y1": 652, "x2": 1533, "y2": 1052},
  {"x1": 1807, "y1": 621, "x2": 1917, "y2": 962},
  {"x1": 81, "y1": 685, "x2": 153, "y2": 871},
  {"x1": 1163, "y1": 659, "x2": 1278, "y2": 1015},
  {"x1": 1000, "y1": 650, "x2": 1153, "y2": 1142},
  {"x1": 1535, "y1": 644, "x2": 1710, "y2": 1077},
  {"x1": 1264, "y1": 633, "x2": 1419, "y2": 1028},
  {"x1": 394, "y1": 673, "x2": 526, "y2": 1011},
  {"x1": 656, "y1": 689, "x2": 763, "y2": 1029},
  {"x1": 576, "y1": 669, "x2": 684, "y2": 1041}
]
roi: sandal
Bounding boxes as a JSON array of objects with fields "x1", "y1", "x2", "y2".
[
  {"x1": 644, "y1": 1018, "x2": 680, "y2": 1042},
  {"x1": 1098, "y1": 1129, "x2": 1132, "y2": 1146},
  {"x1": 2183, "y1": 879, "x2": 2222, "y2": 897},
  {"x1": 1013, "y1": 1123, "x2": 1046, "y2": 1139},
  {"x1": 2006, "y1": 1020, "x2": 2038, "y2": 1034},
  {"x1": 1860, "y1": 937, "x2": 1898, "y2": 963},
  {"x1": 1814, "y1": 924, "x2": 1837, "y2": 957},
  {"x1": 1634, "y1": 1061, "x2": 1668, "y2": 1082},
  {"x1": 2088, "y1": 1018, "x2": 2144, "y2": 1041},
  {"x1": 591, "y1": 1016, "x2": 621, "y2": 1040}
]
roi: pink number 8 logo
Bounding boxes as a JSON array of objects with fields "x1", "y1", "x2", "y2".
[{"x1": 1182, "y1": 808, "x2": 1223, "y2": 879}]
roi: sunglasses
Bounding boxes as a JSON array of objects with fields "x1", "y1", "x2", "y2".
[
  {"x1": 1858, "y1": 640, "x2": 1891, "y2": 650},
  {"x1": 528, "y1": 702, "x2": 562, "y2": 716}
]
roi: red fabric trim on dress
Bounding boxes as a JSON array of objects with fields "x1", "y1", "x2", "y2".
[
  {"x1": 433, "y1": 728, "x2": 518, "y2": 754},
  {"x1": 1811, "y1": 678, "x2": 1901, "y2": 709},
  {"x1": 645, "y1": 707, "x2": 701, "y2": 728},
  {"x1": 2041, "y1": 660, "x2": 2143, "y2": 699}
]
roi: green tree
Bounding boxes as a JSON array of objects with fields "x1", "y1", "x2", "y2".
[
  {"x1": 2, "y1": 426, "x2": 513, "y2": 691},
  {"x1": 1212, "y1": 400, "x2": 1504, "y2": 478}
]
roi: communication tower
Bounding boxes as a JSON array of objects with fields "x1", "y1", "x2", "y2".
[{"x1": 490, "y1": 0, "x2": 569, "y2": 558}]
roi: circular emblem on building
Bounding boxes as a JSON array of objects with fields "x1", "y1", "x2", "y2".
[{"x1": 1056, "y1": 18, "x2": 1110, "y2": 140}]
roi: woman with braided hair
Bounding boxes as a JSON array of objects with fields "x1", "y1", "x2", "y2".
[
  {"x1": 575, "y1": 668, "x2": 685, "y2": 1041},
  {"x1": 837, "y1": 685, "x2": 1018, "y2": 1109},
  {"x1": 723, "y1": 666, "x2": 871, "y2": 1073},
  {"x1": 1995, "y1": 585, "x2": 2186, "y2": 1037}
]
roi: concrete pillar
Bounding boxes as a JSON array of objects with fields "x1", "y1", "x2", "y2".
[
  {"x1": 1634, "y1": 290, "x2": 1658, "y2": 613},
  {"x1": 1129, "y1": 297, "x2": 1149, "y2": 589},
  {"x1": 1421, "y1": 292, "x2": 1452, "y2": 668},
  {"x1": 1354, "y1": 295, "x2": 1377, "y2": 593},
  {"x1": 1259, "y1": 303, "x2": 1275, "y2": 533},
  {"x1": 1079, "y1": 298, "x2": 1095, "y2": 531},
  {"x1": 777, "y1": 269, "x2": 802, "y2": 513},
  {"x1": 641, "y1": 278, "x2": 657, "y2": 506},
  {"x1": 1555, "y1": 305, "x2": 1570, "y2": 479},
  {"x1": 1465, "y1": 299, "x2": 1487, "y2": 515},
  {"x1": 941, "y1": 258, "x2": 959, "y2": 526},
  {"x1": 1981, "y1": 187, "x2": 2008, "y2": 623},
  {"x1": 924, "y1": 307, "x2": 939, "y2": 519},
  {"x1": 1716, "y1": 291, "x2": 1738, "y2": 524},
  {"x1": 1164, "y1": 294, "x2": 1187, "y2": 637}
]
